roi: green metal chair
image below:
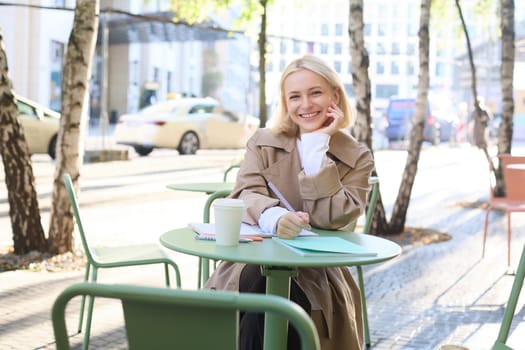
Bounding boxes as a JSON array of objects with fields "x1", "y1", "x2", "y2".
[
  {"x1": 223, "y1": 162, "x2": 241, "y2": 182},
  {"x1": 491, "y1": 244, "x2": 525, "y2": 350},
  {"x1": 52, "y1": 282, "x2": 320, "y2": 350},
  {"x1": 356, "y1": 175, "x2": 380, "y2": 348},
  {"x1": 63, "y1": 173, "x2": 181, "y2": 350},
  {"x1": 197, "y1": 189, "x2": 232, "y2": 288}
]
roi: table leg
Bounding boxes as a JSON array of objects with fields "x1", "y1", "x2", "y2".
[
  {"x1": 357, "y1": 265, "x2": 371, "y2": 348},
  {"x1": 261, "y1": 266, "x2": 297, "y2": 350}
]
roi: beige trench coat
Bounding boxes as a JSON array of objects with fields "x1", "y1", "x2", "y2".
[{"x1": 205, "y1": 128, "x2": 374, "y2": 350}]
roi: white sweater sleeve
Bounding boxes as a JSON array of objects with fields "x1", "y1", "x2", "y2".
[
  {"x1": 297, "y1": 133, "x2": 330, "y2": 176},
  {"x1": 258, "y1": 206, "x2": 288, "y2": 234}
]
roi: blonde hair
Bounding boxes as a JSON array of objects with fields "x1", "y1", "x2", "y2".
[{"x1": 271, "y1": 54, "x2": 354, "y2": 136}]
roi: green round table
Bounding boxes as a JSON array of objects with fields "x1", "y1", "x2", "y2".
[{"x1": 160, "y1": 227, "x2": 401, "y2": 350}]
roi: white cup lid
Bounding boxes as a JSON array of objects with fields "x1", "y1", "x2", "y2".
[{"x1": 213, "y1": 198, "x2": 245, "y2": 208}]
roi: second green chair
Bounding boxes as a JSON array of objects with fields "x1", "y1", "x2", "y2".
[{"x1": 63, "y1": 173, "x2": 181, "y2": 350}]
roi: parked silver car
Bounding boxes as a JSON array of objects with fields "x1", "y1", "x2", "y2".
[
  {"x1": 114, "y1": 97, "x2": 259, "y2": 156},
  {"x1": 16, "y1": 95, "x2": 60, "y2": 159}
]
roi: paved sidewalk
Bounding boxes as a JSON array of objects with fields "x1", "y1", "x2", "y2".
[{"x1": 1, "y1": 145, "x2": 525, "y2": 349}]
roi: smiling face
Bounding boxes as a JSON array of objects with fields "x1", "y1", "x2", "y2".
[{"x1": 283, "y1": 68, "x2": 340, "y2": 134}]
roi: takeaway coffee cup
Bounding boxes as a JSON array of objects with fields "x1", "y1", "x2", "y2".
[{"x1": 213, "y1": 198, "x2": 245, "y2": 246}]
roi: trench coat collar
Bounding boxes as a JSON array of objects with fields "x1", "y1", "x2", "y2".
[{"x1": 254, "y1": 129, "x2": 363, "y2": 169}]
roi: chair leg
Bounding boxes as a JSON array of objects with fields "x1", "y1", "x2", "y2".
[
  {"x1": 356, "y1": 266, "x2": 370, "y2": 348},
  {"x1": 197, "y1": 257, "x2": 203, "y2": 289},
  {"x1": 164, "y1": 263, "x2": 171, "y2": 287},
  {"x1": 77, "y1": 263, "x2": 91, "y2": 333},
  {"x1": 483, "y1": 207, "x2": 492, "y2": 258},
  {"x1": 164, "y1": 261, "x2": 181, "y2": 288},
  {"x1": 507, "y1": 212, "x2": 512, "y2": 267},
  {"x1": 83, "y1": 267, "x2": 98, "y2": 350}
]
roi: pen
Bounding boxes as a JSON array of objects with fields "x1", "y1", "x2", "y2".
[
  {"x1": 268, "y1": 181, "x2": 296, "y2": 212},
  {"x1": 268, "y1": 181, "x2": 314, "y2": 236}
]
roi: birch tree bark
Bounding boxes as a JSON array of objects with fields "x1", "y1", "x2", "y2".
[
  {"x1": 348, "y1": 0, "x2": 389, "y2": 234},
  {"x1": 0, "y1": 28, "x2": 47, "y2": 254},
  {"x1": 48, "y1": 0, "x2": 99, "y2": 254},
  {"x1": 496, "y1": 0, "x2": 515, "y2": 195},
  {"x1": 455, "y1": 0, "x2": 496, "y2": 178},
  {"x1": 383, "y1": 0, "x2": 432, "y2": 233}
]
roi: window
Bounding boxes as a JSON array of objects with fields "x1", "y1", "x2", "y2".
[
  {"x1": 364, "y1": 23, "x2": 371, "y2": 36},
  {"x1": 280, "y1": 41, "x2": 287, "y2": 54},
  {"x1": 166, "y1": 72, "x2": 172, "y2": 93},
  {"x1": 435, "y1": 62, "x2": 445, "y2": 77},
  {"x1": 334, "y1": 42, "x2": 342, "y2": 55},
  {"x1": 376, "y1": 62, "x2": 385, "y2": 74},
  {"x1": 391, "y1": 42, "x2": 400, "y2": 55},
  {"x1": 334, "y1": 61, "x2": 341, "y2": 73},
  {"x1": 344, "y1": 84, "x2": 354, "y2": 97},
  {"x1": 348, "y1": 62, "x2": 353, "y2": 75},
  {"x1": 279, "y1": 59, "x2": 286, "y2": 71},
  {"x1": 321, "y1": 43, "x2": 328, "y2": 54},
  {"x1": 376, "y1": 43, "x2": 386, "y2": 55},
  {"x1": 293, "y1": 41, "x2": 301, "y2": 54},
  {"x1": 153, "y1": 67, "x2": 159, "y2": 82},
  {"x1": 406, "y1": 61, "x2": 415, "y2": 75},
  {"x1": 50, "y1": 40, "x2": 64, "y2": 112},
  {"x1": 407, "y1": 22, "x2": 418, "y2": 36},
  {"x1": 335, "y1": 23, "x2": 344, "y2": 36},
  {"x1": 377, "y1": 23, "x2": 386, "y2": 36},
  {"x1": 321, "y1": 23, "x2": 329, "y2": 36},
  {"x1": 391, "y1": 61, "x2": 399, "y2": 75},
  {"x1": 406, "y1": 42, "x2": 416, "y2": 56},
  {"x1": 131, "y1": 60, "x2": 139, "y2": 86},
  {"x1": 375, "y1": 84, "x2": 398, "y2": 99}
]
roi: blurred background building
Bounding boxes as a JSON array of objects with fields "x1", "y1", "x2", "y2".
[{"x1": 0, "y1": 0, "x2": 524, "y2": 136}]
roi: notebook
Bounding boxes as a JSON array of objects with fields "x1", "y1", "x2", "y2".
[
  {"x1": 273, "y1": 236, "x2": 377, "y2": 257},
  {"x1": 189, "y1": 222, "x2": 318, "y2": 238}
]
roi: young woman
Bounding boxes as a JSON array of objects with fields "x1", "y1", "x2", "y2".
[{"x1": 205, "y1": 54, "x2": 374, "y2": 350}]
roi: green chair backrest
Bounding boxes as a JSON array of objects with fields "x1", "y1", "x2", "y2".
[
  {"x1": 63, "y1": 173, "x2": 96, "y2": 265},
  {"x1": 492, "y1": 244, "x2": 525, "y2": 350},
  {"x1": 223, "y1": 163, "x2": 241, "y2": 182},
  {"x1": 364, "y1": 176, "x2": 380, "y2": 234},
  {"x1": 52, "y1": 283, "x2": 320, "y2": 350}
]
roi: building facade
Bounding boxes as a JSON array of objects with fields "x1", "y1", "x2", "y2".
[
  {"x1": 0, "y1": 0, "x2": 252, "y2": 125},
  {"x1": 1, "y1": 0, "x2": 523, "y2": 132}
]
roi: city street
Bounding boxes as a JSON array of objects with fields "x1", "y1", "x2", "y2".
[{"x1": 1, "y1": 141, "x2": 524, "y2": 349}]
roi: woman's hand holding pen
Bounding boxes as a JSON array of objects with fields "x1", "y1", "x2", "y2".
[{"x1": 276, "y1": 211, "x2": 311, "y2": 239}]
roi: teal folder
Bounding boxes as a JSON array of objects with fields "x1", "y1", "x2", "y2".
[{"x1": 273, "y1": 236, "x2": 377, "y2": 257}]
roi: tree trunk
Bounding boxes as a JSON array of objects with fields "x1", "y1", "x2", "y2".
[
  {"x1": 257, "y1": 0, "x2": 268, "y2": 128},
  {"x1": 497, "y1": 0, "x2": 515, "y2": 194},
  {"x1": 349, "y1": 0, "x2": 387, "y2": 233},
  {"x1": 371, "y1": 0, "x2": 431, "y2": 235},
  {"x1": 349, "y1": 0, "x2": 372, "y2": 150},
  {"x1": 388, "y1": 0, "x2": 431, "y2": 233},
  {"x1": 455, "y1": 0, "x2": 496, "y2": 183},
  {"x1": 0, "y1": 29, "x2": 47, "y2": 254},
  {"x1": 48, "y1": 0, "x2": 99, "y2": 254}
]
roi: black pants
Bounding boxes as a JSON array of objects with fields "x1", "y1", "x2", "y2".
[{"x1": 239, "y1": 265, "x2": 311, "y2": 350}]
